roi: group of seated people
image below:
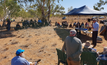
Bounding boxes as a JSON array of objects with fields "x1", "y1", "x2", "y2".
[
  {"x1": 14, "y1": 19, "x2": 39, "y2": 30},
  {"x1": 73, "y1": 22, "x2": 89, "y2": 28},
  {"x1": 55, "y1": 21, "x2": 70, "y2": 28},
  {"x1": 22, "y1": 19, "x2": 38, "y2": 28},
  {"x1": 83, "y1": 41, "x2": 107, "y2": 61},
  {"x1": 55, "y1": 21, "x2": 90, "y2": 29}
]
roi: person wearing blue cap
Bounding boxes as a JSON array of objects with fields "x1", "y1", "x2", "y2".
[{"x1": 11, "y1": 49, "x2": 40, "y2": 65}]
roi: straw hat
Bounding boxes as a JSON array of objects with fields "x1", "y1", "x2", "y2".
[{"x1": 82, "y1": 41, "x2": 93, "y2": 48}]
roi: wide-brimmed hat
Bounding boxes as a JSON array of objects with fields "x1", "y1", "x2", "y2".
[{"x1": 83, "y1": 41, "x2": 92, "y2": 48}]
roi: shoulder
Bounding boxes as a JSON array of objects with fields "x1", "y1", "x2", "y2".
[
  {"x1": 74, "y1": 37, "x2": 81, "y2": 41},
  {"x1": 11, "y1": 56, "x2": 17, "y2": 61},
  {"x1": 66, "y1": 36, "x2": 70, "y2": 39},
  {"x1": 96, "y1": 22, "x2": 99, "y2": 25},
  {"x1": 74, "y1": 37, "x2": 82, "y2": 43},
  {"x1": 19, "y1": 57, "x2": 27, "y2": 61},
  {"x1": 13, "y1": 56, "x2": 27, "y2": 61}
]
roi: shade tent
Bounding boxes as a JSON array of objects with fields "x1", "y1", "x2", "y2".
[{"x1": 64, "y1": 5, "x2": 107, "y2": 15}]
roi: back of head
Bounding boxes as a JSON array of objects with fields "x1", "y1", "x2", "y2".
[{"x1": 70, "y1": 29, "x2": 76, "y2": 36}]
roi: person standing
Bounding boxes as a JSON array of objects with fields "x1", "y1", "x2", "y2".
[
  {"x1": 62, "y1": 29, "x2": 83, "y2": 65},
  {"x1": 92, "y1": 19, "x2": 99, "y2": 48},
  {"x1": 7, "y1": 19, "x2": 11, "y2": 31}
]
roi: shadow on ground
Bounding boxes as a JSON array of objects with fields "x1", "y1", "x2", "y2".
[
  {"x1": 54, "y1": 28, "x2": 92, "y2": 43},
  {"x1": 0, "y1": 31, "x2": 16, "y2": 39}
]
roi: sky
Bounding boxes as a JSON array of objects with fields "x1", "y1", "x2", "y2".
[{"x1": 58, "y1": 0, "x2": 107, "y2": 13}]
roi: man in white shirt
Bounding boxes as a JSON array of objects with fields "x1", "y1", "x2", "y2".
[{"x1": 92, "y1": 19, "x2": 99, "y2": 48}]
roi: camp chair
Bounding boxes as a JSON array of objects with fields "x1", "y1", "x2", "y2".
[
  {"x1": 81, "y1": 51, "x2": 97, "y2": 65},
  {"x1": 56, "y1": 48, "x2": 68, "y2": 65},
  {"x1": 99, "y1": 60, "x2": 107, "y2": 65}
]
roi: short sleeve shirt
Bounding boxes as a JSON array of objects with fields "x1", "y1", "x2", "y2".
[
  {"x1": 93, "y1": 22, "x2": 99, "y2": 31},
  {"x1": 11, "y1": 56, "x2": 30, "y2": 65}
]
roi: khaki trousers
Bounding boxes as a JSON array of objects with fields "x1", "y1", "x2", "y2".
[{"x1": 67, "y1": 57, "x2": 80, "y2": 65}]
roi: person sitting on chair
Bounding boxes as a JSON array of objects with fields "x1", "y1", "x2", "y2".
[
  {"x1": 85, "y1": 22, "x2": 89, "y2": 28},
  {"x1": 30, "y1": 19, "x2": 34, "y2": 27},
  {"x1": 77, "y1": 22, "x2": 81, "y2": 28},
  {"x1": 73, "y1": 22, "x2": 76, "y2": 27},
  {"x1": 83, "y1": 41, "x2": 96, "y2": 52},
  {"x1": 14, "y1": 23, "x2": 21, "y2": 30},
  {"x1": 11, "y1": 49, "x2": 41, "y2": 65},
  {"x1": 57, "y1": 22, "x2": 61, "y2": 27},
  {"x1": 81, "y1": 22, "x2": 84, "y2": 28},
  {"x1": 69, "y1": 23, "x2": 72, "y2": 28},
  {"x1": 55, "y1": 22, "x2": 57, "y2": 26},
  {"x1": 83, "y1": 41, "x2": 98, "y2": 58},
  {"x1": 97, "y1": 47, "x2": 107, "y2": 61}
]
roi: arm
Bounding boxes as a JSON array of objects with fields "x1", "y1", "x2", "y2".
[
  {"x1": 72, "y1": 41, "x2": 83, "y2": 59},
  {"x1": 62, "y1": 39, "x2": 66, "y2": 52},
  {"x1": 29, "y1": 59, "x2": 41, "y2": 65}
]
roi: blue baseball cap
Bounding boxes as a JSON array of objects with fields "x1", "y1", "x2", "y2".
[{"x1": 16, "y1": 49, "x2": 25, "y2": 55}]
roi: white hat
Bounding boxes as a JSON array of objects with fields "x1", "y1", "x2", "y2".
[
  {"x1": 83, "y1": 41, "x2": 93, "y2": 48},
  {"x1": 70, "y1": 29, "x2": 76, "y2": 35}
]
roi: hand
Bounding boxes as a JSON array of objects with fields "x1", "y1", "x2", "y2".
[
  {"x1": 37, "y1": 59, "x2": 41, "y2": 63},
  {"x1": 30, "y1": 62, "x2": 35, "y2": 65},
  {"x1": 68, "y1": 57, "x2": 72, "y2": 61}
]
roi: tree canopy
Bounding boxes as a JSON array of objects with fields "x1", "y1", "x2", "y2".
[
  {"x1": 93, "y1": 0, "x2": 107, "y2": 11},
  {"x1": 0, "y1": 0, "x2": 65, "y2": 22}
]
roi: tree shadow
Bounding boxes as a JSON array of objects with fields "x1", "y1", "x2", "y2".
[
  {"x1": 0, "y1": 30, "x2": 16, "y2": 39},
  {"x1": 54, "y1": 28, "x2": 92, "y2": 43},
  {"x1": 79, "y1": 34, "x2": 92, "y2": 43}
]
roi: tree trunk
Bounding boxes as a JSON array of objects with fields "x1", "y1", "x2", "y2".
[{"x1": 48, "y1": 2, "x2": 50, "y2": 22}]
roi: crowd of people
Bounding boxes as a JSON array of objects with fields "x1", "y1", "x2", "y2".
[
  {"x1": 61, "y1": 19, "x2": 100, "y2": 65},
  {"x1": 61, "y1": 29, "x2": 106, "y2": 65},
  {"x1": 22, "y1": 19, "x2": 42, "y2": 28},
  {"x1": 1, "y1": 18, "x2": 105, "y2": 65},
  {"x1": 55, "y1": 21, "x2": 91, "y2": 29},
  {"x1": 2, "y1": 18, "x2": 45, "y2": 31},
  {"x1": 73, "y1": 22, "x2": 90, "y2": 28}
]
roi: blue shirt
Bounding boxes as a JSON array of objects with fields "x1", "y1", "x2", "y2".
[
  {"x1": 38, "y1": 20, "x2": 42, "y2": 23},
  {"x1": 97, "y1": 54, "x2": 107, "y2": 61},
  {"x1": 11, "y1": 56, "x2": 30, "y2": 65},
  {"x1": 93, "y1": 22, "x2": 99, "y2": 31}
]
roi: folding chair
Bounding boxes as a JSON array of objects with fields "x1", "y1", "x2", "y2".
[
  {"x1": 99, "y1": 60, "x2": 107, "y2": 65},
  {"x1": 56, "y1": 48, "x2": 68, "y2": 65},
  {"x1": 81, "y1": 51, "x2": 97, "y2": 65}
]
